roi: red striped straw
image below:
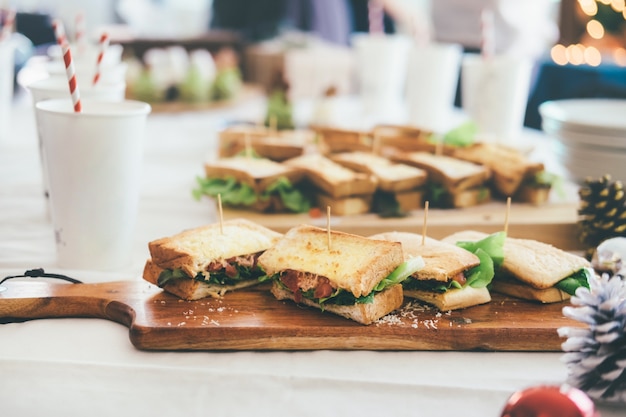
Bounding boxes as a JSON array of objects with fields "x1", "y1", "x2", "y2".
[
  {"x1": 368, "y1": 0, "x2": 384, "y2": 35},
  {"x1": 52, "y1": 19, "x2": 82, "y2": 113},
  {"x1": 74, "y1": 11, "x2": 86, "y2": 55},
  {"x1": 481, "y1": 8, "x2": 495, "y2": 60},
  {"x1": 0, "y1": 8, "x2": 16, "y2": 42},
  {"x1": 92, "y1": 32, "x2": 109, "y2": 85}
]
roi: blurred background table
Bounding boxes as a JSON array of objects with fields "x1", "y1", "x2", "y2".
[{"x1": 0, "y1": 85, "x2": 622, "y2": 417}]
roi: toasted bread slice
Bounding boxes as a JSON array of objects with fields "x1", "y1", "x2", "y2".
[
  {"x1": 143, "y1": 260, "x2": 262, "y2": 300},
  {"x1": 443, "y1": 230, "x2": 591, "y2": 289},
  {"x1": 147, "y1": 218, "x2": 282, "y2": 279},
  {"x1": 258, "y1": 224, "x2": 404, "y2": 298},
  {"x1": 490, "y1": 278, "x2": 570, "y2": 303},
  {"x1": 316, "y1": 193, "x2": 372, "y2": 216},
  {"x1": 204, "y1": 156, "x2": 304, "y2": 193},
  {"x1": 391, "y1": 152, "x2": 490, "y2": 194},
  {"x1": 403, "y1": 286, "x2": 491, "y2": 311},
  {"x1": 270, "y1": 280, "x2": 404, "y2": 325},
  {"x1": 452, "y1": 143, "x2": 544, "y2": 197},
  {"x1": 394, "y1": 189, "x2": 424, "y2": 212},
  {"x1": 370, "y1": 231, "x2": 480, "y2": 283},
  {"x1": 515, "y1": 184, "x2": 552, "y2": 205},
  {"x1": 331, "y1": 151, "x2": 428, "y2": 192},
  {"x1": 371, "y1": 124, "x2": 433, "y2": 152},
  {"x1": 312, "y1": 126, "x2": 373, "y2": 153},
  {"x1": 284, "y1": 154, "x2": 378, "y2": 198}
]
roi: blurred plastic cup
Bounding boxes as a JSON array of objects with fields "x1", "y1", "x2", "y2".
[
  {"x1": 35, "y1": 99, "x2": 151, "y2": 270},
  {"x1": 0, "y1": 40, "x2": 15, "y2": 142},
  {"x1": 26, "y1": 77, "x2": 127, "y2": 220},
  {"x1": 406, "y1": 42, "x2": 462, "y2": 133},
  {"x1": 45, "y1": 60, "x2": 128, "y2": 85},
  {"x1": 461, "y1": 53, "x2": 532, "y2": 145},
  {"x1": 352, "y1": 33, "x2": 410, "y2": 119}
]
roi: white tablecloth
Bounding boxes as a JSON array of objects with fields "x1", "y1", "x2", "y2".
[{"x1": 1, "y1": 91, "x2": 623, "y2": 417}]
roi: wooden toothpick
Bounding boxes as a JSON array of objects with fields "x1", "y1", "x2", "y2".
[
  {"x1": 435, "y1": 135, "x2": 443, "y2": 157},
  {"x1": 504, "y1": 196, "x2": 511, "y2": 235},
  {"x1": 217, "y1": 194, "x2": 224, "y2": 235},
  {"x1": 244, "y1": 133, "x2": 252, "y2": 158},
  {"x1": 326, "y1": 206, "x2": 332, "y2": 250},
  {"x1": 421, "y1": 201, "x2": 429, "y2": 246},
  {"x1": 270, "y1": 115, "x2": 277, "y2": 134}
]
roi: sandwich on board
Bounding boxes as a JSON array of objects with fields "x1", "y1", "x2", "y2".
[
  {"x1": 193, "y1": 155, "x2": 310, "y2": 213},
  {"x1": 371, "y1": 231, "x2": 504, "y2": 310},
  {"x1": 143, "y1": 218, "x2": 283, "y2": 300},
  {"x1": 257, "y1": 224, "x2": 425, "y2": 324},
  {"x1": 443, "y1": 230, "x2": 593, "y2": 303}
]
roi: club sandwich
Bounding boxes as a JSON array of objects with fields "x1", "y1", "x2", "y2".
[
  {"x1": 143, "y1": 218, "x2": 282, "y2": 300},
  {"x1": 443, "y1": 230, "x2": 593, "y2": 303},
  {"x1": 257, "y1": 224, "x2": 425, "y2": 324}
]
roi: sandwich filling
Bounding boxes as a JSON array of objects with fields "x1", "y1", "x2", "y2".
[
  {"x1": 266, "y1": 256, "x2": 424, "y2": 307},
  {"x1": 404, "y1": 232, "x2": 505, "y2": 293},
  {"x1": 157, "y1": 252, "x2": 267, "y2": 288},
  {"x1": 193, "y1": 175, "x2": 310, "y2": 213}
]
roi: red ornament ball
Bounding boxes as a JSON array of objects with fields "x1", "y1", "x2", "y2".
[{"x1": 500, "y1": 385, "x2": 598, "y2": 417}]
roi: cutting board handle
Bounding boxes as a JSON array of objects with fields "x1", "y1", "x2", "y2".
[{"x1": 0, "y1": 280, "x2": 145, "y2": 326}]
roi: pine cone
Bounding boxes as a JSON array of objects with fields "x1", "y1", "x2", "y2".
[
  {"x1": 558, "y1": 274, "x2": 626, "y2": 403},
  {"x1": 578, "y1": 175, "x2": 626, "y2": 259}
]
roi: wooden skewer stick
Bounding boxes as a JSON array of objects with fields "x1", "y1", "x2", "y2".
[
  {"x1": 435, "y1": 135, "x2": 443, "y2": 157},
  {"x1": 371, "y1": 133, "x2": 381, "y2": 155},
  {"x1": 270, "y1": 115, "x2": 277, "y2": 134},
  {"x1": 244, "y1": 133, "x2": 252, "y2": 158},
  {"x1": 504, "y1": 196, "x2": 511, "y2": 235},
  {"x1": 217, "y1": 194, "x2": 224, "y2": 235},
  {"x1": 326, "y1": 206, "x2": 332, "y2": 250},
  {"x1": 421, "y1": 201, "x2": 429, "y2": 246}
]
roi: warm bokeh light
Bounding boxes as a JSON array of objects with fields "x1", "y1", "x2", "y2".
[
  {"x1": 551, "y1": 44, "x2": 569, "y2": 65},
  {"x1": 551, "y1": 44, "x2": 607, "y2": 66},
  {"x1": 611, "y1": 0, "x2": 625, "y2": 12},
  {"x1": 614, "y1": 48, "x2": 626, "y2": 65},
  {"x1": 579, "y1": 0, "x2": 599, "y2": 16},
  {"x1": 567, "y1": 44, "x2": 586, "y2": 64},
  {"x1": 586, "y1": 19, "x2": 605, "y2": 39},
  {"x1": 583, "y1": 45, "x2": 602, "y2": 65}
]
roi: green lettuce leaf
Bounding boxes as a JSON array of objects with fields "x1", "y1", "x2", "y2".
[
  {"x1": 374, "y1": 256, "x2": 425, "y2": 292},
  {"x1": 157, "y1": 264, "x2": 266, "y2": 289},
  {"x1": 193, "y1": 175, "x2": 310, "y2": 213},
  {"x1": 262, "y1": 176, "x2": 310, "y2": 213},
  {"x1": 455, "y1": 231, "x2": 506, "y2": 269},
  {"x1": 441, "y1": 121, "x2": 478, "y2": 147},
  {"x1": 555, "y1": 267, "x2": 592, "y2": 295},
  {"x1": 465, "y1": 247, "x2": 495, "y2": 288}
]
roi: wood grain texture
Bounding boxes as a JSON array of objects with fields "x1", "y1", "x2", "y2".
[
  {"x1": 221, "y1": 201, "x2": 582, "y2": 250},
  {"x1": 0, "y1": 280, "x2": 583, "y2": 352}
]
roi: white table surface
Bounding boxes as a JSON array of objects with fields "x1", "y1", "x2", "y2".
[{"x1": 1, "y1": 90, "x2": 623, "y2": 417}]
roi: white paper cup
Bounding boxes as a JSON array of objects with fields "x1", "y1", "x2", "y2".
[
  {"x1": 352, "y1": 33, "x2": 410, "y2": 117},
  {"x1": 35, "y1": 99, "x2": 151, "y2": 270},
  {"x1": 0, "y1": 40, "x2": 15, "y2": 142},
  {"x1": 406, "y1": 42, "x2": 462, "y2": 133},
  {"x1": 461, "y1": 54, "x2": 532, "y2": 144},
  {"x1": 26, "y1": 77, "x2": 127, "y2": 220}
]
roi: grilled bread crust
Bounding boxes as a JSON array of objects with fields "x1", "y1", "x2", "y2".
[
  {"x1": 490, "y1": 278, "x2": 570, "y2": 303},
  {"x1": 284, "y1": 154, "x2": 378, "y2": 198},
  {"x1": 370, "y1": 231, "x2": 480, "y2": 283},
  {"x1": 257, "y1": 224, "x2": 404, "y2": 298},
  {"x1": 391, "y1": 152, "x2": 490, "y2": 194},
  {"x1": 442, "y1": 230, "x2": 591, "y2": 289},
  {"x1": 270, "y1": 280, "x2": 404, "y2": 325},
  {"x1": 143, "y1": 260, "x2": 261, "y2": 300},
  {"x1": 203, "y1": 156, "x2": 304, "y2": 193},
  {"x1": 147, "y1": 218, "x2": 282, "y2": 279},
  {"x1": 331, "y1": 151, "x2": 428, "y2": 192},
  {"x1": 403, "y1": 286, "x2": 491, "y2": 311}
]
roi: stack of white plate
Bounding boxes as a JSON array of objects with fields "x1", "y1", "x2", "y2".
[{"x1": 539, "y1": 98, "x2": 626, "y2": 184}]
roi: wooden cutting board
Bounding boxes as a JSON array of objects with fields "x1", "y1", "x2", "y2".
[{"x1": 0, "y1": 280, "x2": 582, "y2": 351}]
